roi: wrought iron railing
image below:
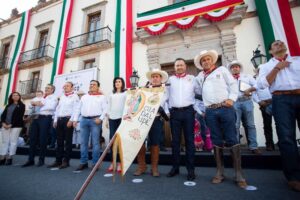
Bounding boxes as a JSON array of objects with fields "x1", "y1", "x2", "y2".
[
  {"x1": 19, "y1": 45, "x2": 54, "y2": 63},
  {"x1": 0, "y1": 57, "x2": 10, "y2": 69},
  {"x1": 67, "y1": 26, "x2": 112, "y2": 51},
  {"x1": 19, "y1": 79, "x2": 42, "y2": 96}
]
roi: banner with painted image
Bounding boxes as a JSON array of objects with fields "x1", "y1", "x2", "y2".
[{"x1": 113, "y1": 86, "x2": 165, "y2": 176}]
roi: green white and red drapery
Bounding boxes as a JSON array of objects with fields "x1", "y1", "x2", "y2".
[
  {"x1": 137, "y1": 0, "x2": 244, "y2": 35},
  {"x1": 114, "y1": 0, "x2": 133, "y2": 87},
  {"x1": 50, "y1": 0, "x2": 74, "y2": 84},
  {"x1": 255, "y1": 0, "x2": 300, "y2": 58},
  {"x1": 5, "y1": 11, "x2": 31, "y2": 104}
]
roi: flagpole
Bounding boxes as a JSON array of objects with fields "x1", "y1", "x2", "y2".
[{"x1": 74, "y1": 133, "x2": 117, "y2": 200}]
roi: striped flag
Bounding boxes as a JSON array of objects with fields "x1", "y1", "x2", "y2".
[
  {"x1": 50, "y1": 0, "x2": 74, "y2": 84},
  {"x1": 114, "y1": 0, "x2": 133, "y2": 88},
  {"x1": 5, "y1": 11, "x2": 31, "y2": 104},
  {"x1": 255, "y1": 0, "x2": 300, "y2": 58}
]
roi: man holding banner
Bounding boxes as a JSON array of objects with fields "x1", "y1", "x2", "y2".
[
  {"x1": 133, "y1": 68, "x2": 169, "y2": 177},
  {"x1": 166, "y1": 58, "x2": 199, "y2": 181}
]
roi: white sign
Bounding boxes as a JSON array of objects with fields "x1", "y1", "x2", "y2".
[{"x1": 53, "y1": 68, "x2": 98, "y2": 97}]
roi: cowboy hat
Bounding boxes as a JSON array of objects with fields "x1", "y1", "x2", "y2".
[
  {"x1": 194, "y1": 50, "x2": 218, "y2": 69},
  {"x1": 227, "y1": 60, "x2": 243, "y2": 70},
  {"x1": 146, "y1": 68, "x2": 169, "y2": 83}
]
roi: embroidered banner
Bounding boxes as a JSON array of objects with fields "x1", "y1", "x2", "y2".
[{"x1": 113, "y1": 87, "x2": 165, "y2": 176}]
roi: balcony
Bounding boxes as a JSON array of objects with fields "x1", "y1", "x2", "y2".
[
  {"x1": 18, "y1": 78, "x2": 42, "y2": 99},
  {"x1": 0, "y1": 57, "x2": 10, "y2": 75},
  {"x1": 18, "y1": 45, "x2": 54, "y2": 69},
  {"x1": 66, "y1": 26, "x2": 112, "y2": 57}
]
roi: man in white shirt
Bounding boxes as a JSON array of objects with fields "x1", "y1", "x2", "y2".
[
  {"x1": 195, "y1": 50, "x2": 247, "y2": 188},
  {"x1": 228, "y1": 60, "x2": 261, "y2": 155},
  {"x1": 22, "y1": 84, "x2": 58, "y2": 167},
  {"x1": 257, "y1": 40, "x2": 300, "y2": 192},
  {"x1": 134, "y1": 68, "x2": 169, "y2": 177},
  {"x1": 74, "y1": 80, "x2": 108, "y2": 171},
  {"x1": 166, "y1": 58, "x2": 199, "y2": 181},
  {"x1": 47, "y1": 81, "x2": 79, "y2": 169}
]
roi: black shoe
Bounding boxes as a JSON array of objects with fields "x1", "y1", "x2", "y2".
[
  {"x1": 75, "y1": 163, "x2": 88, "y2": 171},
  {"x1": 5, "y1": 158, "x2": 12, "y2": 165},
  {"x1": 187, "y1": 171, "x2": 196, "y2": 181},
  {"x1": 166, "y1": 168, "x2": 179, "y2": 177},
  {"x1": 22, "y1": 160, "x2": 35, "y2": 167},
  {"x1": 47, "y1": 162, "x2": 61, "y2": 168},
  {"x1": 37, "y1": 160, "x2": 44, "y2": 167},
  {"x1": 0, "y1": 159, "x2": 6, "y2": 166}
]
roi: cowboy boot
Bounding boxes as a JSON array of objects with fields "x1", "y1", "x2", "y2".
[
  {"x1": 212, "y1": 146, "x2": 225, "y2": 184},
  {"x1": 230, "y1": 144, "x2": 248, "y2": 188},
  {"x1": 133, "y1": 144, "x2": 147, "y2": 176},
  {"x1": 151, "y1": 145, "x2": 160, "y2": 177}
]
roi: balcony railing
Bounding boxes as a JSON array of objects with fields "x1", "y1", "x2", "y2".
[
  {"x1": 67, "y1": 26, "x2": 112, "y2": 51},
  {"x1": 19, "y1": 79, "x2": 42, "y2": 97},
  {"x1": 0, "y1": 57, "x2": 10, "y2": 70},
  {"x1": 19, "y1": 45, "x2": 54, "y2": 63}
]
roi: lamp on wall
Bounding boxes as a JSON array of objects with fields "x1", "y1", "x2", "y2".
[
  {"x1": 251, "y1": 45, "x2": 267, "y2": 69},
  {"x1": 129, "y1": 69, "x2": 139, "y2": 88}
]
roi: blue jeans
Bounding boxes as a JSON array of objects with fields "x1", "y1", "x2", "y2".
[
  {"x1": 272, "y1": 94, "x2": 300, "y2": 181},
  {"x1": 28, "y1": 115, "x2": 52, "y2": 162},
  {"x1": 234, "y1": 100, "x2": 258, "y2": 149},
  {"x1": 206, "y1": 107, "x2": 238, "y2": 147},
  {"x1": 80, "y1": 117, "x2": 102, "y2": 165},
  {"x1": 170, "y1": 106, "x2": 195, "y2": 172},
  {"x1": 148, "y1": 117, "x2": 163, "y2": 146}
]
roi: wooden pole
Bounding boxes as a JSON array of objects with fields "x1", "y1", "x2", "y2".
[{"x1": 74, "y1": 134, "x2": 117, "y2": 200}]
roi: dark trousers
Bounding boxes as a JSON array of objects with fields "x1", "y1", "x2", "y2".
[
  {"x1": 260, "y1": 105, "x2": 274, "y2": 146},
  {"x1": 170, "y1": 106, "x2": 195, "y2": 172},
  {"x1": 28, "y1": 115, "x2": 52, "y2": 162},
  {"x1": 272, "y1": 94, "x2": 300, "y2": 181},
  {"x1": 56, "y1": 117, "x2": 74, "y2": 163},
  {"x1": 205, "y1": 107, "x2": 238, "y2": 147},
  {"x1": 148, "y1": 117, "x2": 163, "y2": 146}
]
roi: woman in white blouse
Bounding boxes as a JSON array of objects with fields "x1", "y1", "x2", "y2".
[{"x1": 106, "y1": 77, "x2": 126, "y2": 172}]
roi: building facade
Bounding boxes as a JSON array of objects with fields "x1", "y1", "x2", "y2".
[{"x1": 0, "y1": 0, "x2": 299, "y2": 146}]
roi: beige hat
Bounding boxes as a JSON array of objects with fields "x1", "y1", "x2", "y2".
[
  {"x1": 227, "y1": 60, "x2": 243, "y2": 70},
  {"x1": 194, "y1": 50, "x2": 218, "y2": 69},
  {"x1": 146, "y1": 68, "x2": 169, "y2": 83},
  {"x1": 77, "y1": 90, "x2": 85, "y2": 96}
]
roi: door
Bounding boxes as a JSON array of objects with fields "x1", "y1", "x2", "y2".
[
  {"x1": 87, "y1": 13, "x2": 101, "y2": 44},
  {"x1": 37, "y1": 30, "x2": 48, "y2": 58}
]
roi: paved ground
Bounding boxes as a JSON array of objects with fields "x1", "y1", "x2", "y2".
[{"x1": 0, "y1": 155, "x2": 299, "y2": 200}]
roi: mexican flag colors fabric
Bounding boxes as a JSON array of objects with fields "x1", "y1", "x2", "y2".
[
  {"x1": 50, "y1": 0, "x2": 74, "y2": 84},
  {"x1": 255, "y1": 0, "x2": 300, "y2": 58},
  {"x1": 113, "y1": 87, "x2": 165, "y2": 176},
  {"x1": 5, "y1": 11, "x2": 31, "y2": 104},
  {"x1": 114, "y1": 0, "x2": 133, "y2": 87}
]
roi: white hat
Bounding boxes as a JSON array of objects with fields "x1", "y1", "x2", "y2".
[
  {"x1": 146, "y1": 68, "x2": 169, "y2": 83},
  {"x1": 227, "y1": 60, "x2": 243, "y2": 70},
  {"x1": 194, "y1": 50, "x2": 218, "y2": 69}
]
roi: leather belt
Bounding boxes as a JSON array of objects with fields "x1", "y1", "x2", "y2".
[
  {"x1": 237, "y1": 96, "x2": 251, "y2": 102},
  {"x1": 172, "y1": 105, "x2": 193, "y2": 111},
  {"x1": 206, "y1": 103, "x2": 224, "y2": 109},
  {"x1": 82, "y1": 116, "x2": 100, "y2": 119},
  {"x1": 272, "y1": 89, "x2": 300, "y2": 95},
  {"x1": 57, "y1": 116, "x2": 71, "y2": 120}
]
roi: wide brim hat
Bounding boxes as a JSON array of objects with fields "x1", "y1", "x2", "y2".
[
  {"x1": 194, "y1": 50, "x2": 218, "y2": 69},
  {"x1": 146, "y1": 68, "x2": 169, "y2": 83},
  {"x1": 227, "y1": 60, "x2": 243, "y2": 70}
]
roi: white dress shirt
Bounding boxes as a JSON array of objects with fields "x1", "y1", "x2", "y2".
[
  {"x1": 196, "y1": 66, "x2": 238, "y2": 107},
  {"x1": 108, "y1": 92, "x2": 126, "y2": 120},
  {"x1": 54, "y1": 93, "x2": 80, "y2": 123},
  {"x1": 257, "y1": 55, "x2": 300, "y2": 92},
  {"x1": 194, "y1": 99, "x2": 205, "y2": 115},
  {"x1": 39, "y1": 94, "x2": 58, "y2": 116},
  {"x1": 252, "y1": 88, "x2": 272, "y2": 103},
  {"x1": 236, "y1": 73, "x2": 257, "y2": 98},
  {"x1": 78, "y1": 94, "x2": 108, "y2": 121},
  {"x1": 167, "y1": 74, "x2": 200, "y2": 108}
]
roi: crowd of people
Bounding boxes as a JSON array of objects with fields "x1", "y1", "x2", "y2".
[{"x1": 0, "y1": 40, "x2": 299, "y2": 192}]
